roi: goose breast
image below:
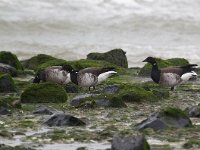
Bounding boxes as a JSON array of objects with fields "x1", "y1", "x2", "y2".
[
  {"x1": 77, "y1": 73, "x2": 98, "y2": 87},
  {"x1": 159, "y1": 73, "x2": 181, "y2": 87}
]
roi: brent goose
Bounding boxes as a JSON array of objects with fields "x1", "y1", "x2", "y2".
[
  {"x1": 143, "y1": 57, "x2": 198, "y2": 90},
  {"x1": 33, "y1": 64, "x2": 71, "y2": 85},
  {"x1": 64, "y1": 65, "x2": 117, "y2": 90}
]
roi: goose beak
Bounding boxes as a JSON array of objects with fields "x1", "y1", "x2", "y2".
[{"x1": 142, "y1": 59, "x2": 147, "y2": 62}]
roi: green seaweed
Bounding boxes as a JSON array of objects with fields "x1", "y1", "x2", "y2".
[{"x1": 160, "y1": 107, "x2": 189, "y2": 119}]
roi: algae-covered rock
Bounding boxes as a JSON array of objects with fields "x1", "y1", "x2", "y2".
[
  {"x1": 0, "y1": 74, "x2": 16, "y2": 93},
  {"x1": 21, "y1": 82, "x2": 68, "y2": 103},
  {"x1": 136, "y1": 107, "x2": 192, "y2": 131},
  {"x1": 120, "y1": 84, "x2": 157, "y2": 102},
  {"x1": 111, "y1": 134, "x2": 150, "y2": 150},
  {"x1": 0, "y1": 63, "x2": 17, "y2": 76},
  {"x1": 44, "y1": 113, "x2": 86, "y2": 126},
  {"x1": 0, "y1": 51, "x2": 23, "y2": 70},
  {"x1": 139, "y1": 57, "x2": 189, "y2": 77},
  {"x1": 68, "y1": 59, "x2": 125, "y2": 73},
  {"x1": 87, "y1": 49, "x2": 128, "y2": 68},
  {"x1": 22, "y1": 54, "x2": 67, "y2": 71}
]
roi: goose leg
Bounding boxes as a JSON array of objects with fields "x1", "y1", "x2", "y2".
[
  {"x1": 89, "y1": 86, "x2": 91, "y2": 91},
  {"x1": 93, "y1": 86, "x2": 95, "y2": 90},
  {"x1": 170, "y1": 86, "x2": 175, "y2": 91}
]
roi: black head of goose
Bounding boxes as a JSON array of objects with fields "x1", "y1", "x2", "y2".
[
  {"x1": 64, "y1": 65, "x2": 117, "y2": 90},
  {"x1": 143, "y1": 57, "x2": 198, "y2": 90},
  {"x1": 33, "y1": 64, "x2": 71, "y2": 85}
]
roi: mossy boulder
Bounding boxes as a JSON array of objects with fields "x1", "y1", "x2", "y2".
[
  {"x1": 136, "y1": 107, "x2": 192, "y2": 131},
  {"x1": 22, "y1": 54, "x2": 67, "y2": 71},
  {"x1": 139, "y1": 58, "x2": 189, "y2": 77},
  {"x1": 21, "y1": 82, "x2": 68, "y2": 103},
  {"x1": 0, "y1": 74, "x2": 16, "y2": 93},
  {"x1": 87, "y1": 49, "x2": 128, "y2": 68},
  {"x1": 0, "y1": 51, "x2": 23, "y2": 70}
]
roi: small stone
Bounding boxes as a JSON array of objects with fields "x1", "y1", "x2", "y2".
[
  {"x1": 44, "y1": 113, "x2": 86, "y2": 126},
  {"x1": 111, "y1": 134, "x2": 150, "y2": 150},
  {"x1": 33, "y1": 105, "x2": 56, "y2": 115},
  {"x1": 103, "y1": 84, "x2": 120, "y2": 94},
  {"x1": 185, "y1": 105, "x2": 200, "y2": 117},
  {"x1": 0, "y1": 106, "x2": 11, "y2": 115}
]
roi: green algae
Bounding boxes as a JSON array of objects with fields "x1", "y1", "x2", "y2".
[
  {"x1": 21, "y1": 82, "x2": 68, "y2": 103},
  {"x1": 160, "y1": 107, "x2": 189, "y2": 119}
]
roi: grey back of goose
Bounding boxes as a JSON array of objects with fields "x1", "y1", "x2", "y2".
[
  {"x1": 33, "y1": 66, "x2": 71, "y2": 85},
  {"x1": 77, "y1": 67, "x2": 117, "y2": 89}
]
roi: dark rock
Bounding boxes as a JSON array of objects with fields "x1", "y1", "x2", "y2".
[
  {"x1": 185, "y1": 106, "x2": 200, "y2": 117},
  {"x1": 103, "y1": 84, "x2": 120, "y2": 94},
  {"x1": 70, "y1": 94, "x2": 126, "y2": 108},
  {"x1": 0, "y1": 74, "x2": 16, "y2": 93},
  {"x1": 21, "y1": 82, "x2": 68, "y2": 103},
  {"x1": 0, "y1": 106, "x2": 11, "y2": 115},
  {"x1": 64, "y1": 84, "x2": 79, "y2": 93},
  {"x1": 111, "y1": 134, "x2": 150, "y2": 150},
  {"x1": 0, "y1": 144, "x2": 35, "y2": 150},
  {"x1": 95, "y1": 99, "x2": 111, "y2": 107},
  {"x1": 0, "y1": 63, "x2": 17, "y2": 76},
  {"x1": 44, "y1": 113, "x2": 86, "y2": 126},
  {"x1": 0, "y1": 51, "x2": 23, "y2": 70},
  {"x1": 33, "y1": 105, "x2": 56, "y2": 115},
  {"x1": 135, "y1": 107, "x2": 192, "y2": 131},
  {"x1": 87, "y1": 49, "x2": 128, "y2": 68},
  {"x1": 70, "y1": 94, "x2": 98, "y2": 107}
]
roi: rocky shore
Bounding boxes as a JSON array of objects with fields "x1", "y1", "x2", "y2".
[{"x1": 0, "y1": 49, "x2": 200, "y2": 150}]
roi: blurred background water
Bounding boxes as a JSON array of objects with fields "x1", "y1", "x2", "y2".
[{"x1": 0, "y1": 0, "x2": 200, "y2": 67}]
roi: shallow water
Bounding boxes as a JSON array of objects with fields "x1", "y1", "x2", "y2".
[{"x1": 0, "y1": 0, "x2": 200, "y2": 67}]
